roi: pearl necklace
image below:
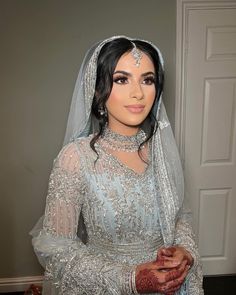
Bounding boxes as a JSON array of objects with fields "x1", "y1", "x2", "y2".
[{"x1": 100, "y1": 127, "x2": 146, "y2": 152}]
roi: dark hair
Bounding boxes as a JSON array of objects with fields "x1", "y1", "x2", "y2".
[{"x1": 90, "y1": 38, "x2": 164, "y2": 158}]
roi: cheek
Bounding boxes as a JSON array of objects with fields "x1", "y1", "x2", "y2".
[
  {"x1": 106, "y1": 95, "x2": 119, "y2": 111},
  {"x1": 106, "y1": 87, "x2": 126, "y2": 109},
  {"x1": 146, "y1": 88, "x2": 156, "y2": 108}
]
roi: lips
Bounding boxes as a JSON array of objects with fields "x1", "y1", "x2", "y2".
[{"x1": 125, "y1": 104, "x2": 145, "y2": 113}]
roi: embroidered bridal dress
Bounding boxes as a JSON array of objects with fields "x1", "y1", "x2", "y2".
[{"x1": 31, "y1": 36, "x2": 204, "y2": 295}]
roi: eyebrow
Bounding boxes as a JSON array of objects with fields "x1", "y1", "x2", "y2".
[{"x1": 113, "y1": 70, "x2": 155, "y2": 77}]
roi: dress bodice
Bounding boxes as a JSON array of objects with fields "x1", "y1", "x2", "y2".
[
  {"x1": 76, "y1": 136, "x2": 163, "y2": 265},
  {"x1": 32, "y1": 134, "x2": 203, "y2": 295}
]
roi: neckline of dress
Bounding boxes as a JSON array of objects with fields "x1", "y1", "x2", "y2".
[
  {"x1": 101, "y1": 126, "x2": 146, "y2": 153},
  {"x1": 97, "y1": 141, "x2": 151, "y2": 177}
]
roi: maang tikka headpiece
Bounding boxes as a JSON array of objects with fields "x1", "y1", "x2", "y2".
[
  {"x1": 130, "y1": 41, "x2": 142, "y2": 67},
  {"x1": 63, "y1": 35, "x2": 165, "y2": 145}
]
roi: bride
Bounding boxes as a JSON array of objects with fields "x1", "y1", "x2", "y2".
[{"x1": 31, "y1": 36, "x2": 203, "y2": 295}]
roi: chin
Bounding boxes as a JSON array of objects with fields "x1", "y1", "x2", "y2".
[
  {"x1": 123, "y1": 120, "x2": 145, "y2": 128},
  {"x1": 128, "y1": 117, "x2": 147, "y2": 126}
]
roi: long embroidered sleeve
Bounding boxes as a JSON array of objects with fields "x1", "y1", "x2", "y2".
[
  {"x1": 173, "y1": 208, "x2": 204, "y2": 295},
  {"x1": 32, "y1": 142, "x2": 136, "y2": 295},
  {"x1": 32, "y1": 135, "x2": 203, "y2": 294}
]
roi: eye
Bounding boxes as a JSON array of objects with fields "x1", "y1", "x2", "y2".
[
  {"x1": 113, "y1": 76, "x2": 128, "y2": 84},
  {"x1": 143, "y1": 76, "x2": 156, "y2": 85}
]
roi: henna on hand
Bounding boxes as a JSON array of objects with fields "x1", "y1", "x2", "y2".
[
  {"x1": 164, "y1": 259, "x2": 188, "y2": 282},
  {"x1": 159, "y1": 263, "x2": 190, "y2": 293},
  {"x1": 136, "y1": 268, "x2": 187, "y2": 294},
  {"x1": 135, "y1": 260, "x2": 189, "y2": 294},
  {"x1": 160, "y1": 247, "x2": 177, "y2": 257},
  {"x1": 136, "y1": 269, "x2": 158, "y2": 293},
  {"x1": 157, "y1": 246, "x2": 193, "y2": 267}
]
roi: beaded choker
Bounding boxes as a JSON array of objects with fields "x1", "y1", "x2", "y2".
[{"x1": 101, "y1": 127, "x2": 146, "y2": 152}]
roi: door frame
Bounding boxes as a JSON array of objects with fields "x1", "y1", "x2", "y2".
[{"x1": 175, "y1": 0, "x2": 236, "y2": 166}]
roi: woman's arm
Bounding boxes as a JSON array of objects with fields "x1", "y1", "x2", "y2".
[
  {"x1": 156, "y1": 207, "x2": 204, "y2": 295},
  {"x1": 32, "y1": 143, "x2": 191, "y2": 294},
  {"x1": 173, "y1": 207, "x2": 201, "y2": 271},
  {"x1": 32, "y1": 143, "x2": 135, "y2": 295}
]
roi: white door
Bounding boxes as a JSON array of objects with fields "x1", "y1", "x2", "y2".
[{"x1": 176, "y1": 1, "x2": 236, "y2": 275}]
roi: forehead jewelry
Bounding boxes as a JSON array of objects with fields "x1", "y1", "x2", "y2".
[{"x1": 130, "y1": 42, "x2": 142, "y2": 67}]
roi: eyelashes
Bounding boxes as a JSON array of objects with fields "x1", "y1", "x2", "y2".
[
  {"x1": 113, "y1": 76, "x2": 128, "y2": 84},
  {"x1": 113, "y1": 75, "x2": 156, "y2": 85},
  {"x1": 143, "y1": 76, "x2": 156, "y2": 85}
]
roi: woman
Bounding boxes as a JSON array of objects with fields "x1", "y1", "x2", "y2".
[{"x1": 31, "y1": 36, "x2": 203, "y2": 294}]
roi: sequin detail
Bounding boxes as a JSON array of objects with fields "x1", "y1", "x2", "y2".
[
  {"x1": 100, "y1": 127, "x2": 146, "y2": 152},
  {"x1": 32, "y1": 137, "x2": 203, "y2": 294}
]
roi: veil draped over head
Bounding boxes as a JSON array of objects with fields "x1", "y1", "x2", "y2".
[{"x1": 63, "y1": 35, "x2": 186, "y2": 246}]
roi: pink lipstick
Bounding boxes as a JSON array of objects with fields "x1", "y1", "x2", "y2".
[{"x1": 125, "y1": 104, "x2": 145, "y2": 113}]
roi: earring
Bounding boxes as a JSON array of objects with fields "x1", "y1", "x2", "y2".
[{"x1": 98, "y1": 107, "x2": 107, "y2": 116}]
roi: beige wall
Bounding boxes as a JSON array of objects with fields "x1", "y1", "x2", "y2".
[{"x1": 0, "y1": 0, "x2": 176, "y2": 278}]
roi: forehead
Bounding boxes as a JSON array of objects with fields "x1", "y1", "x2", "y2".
[{"x1": 114, "y1": 51, "x2": 155, "y2": 72}]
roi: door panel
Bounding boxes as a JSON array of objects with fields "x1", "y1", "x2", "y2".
[{"x1": 177, "y1": 1, "x2": 236, "y2": 275}]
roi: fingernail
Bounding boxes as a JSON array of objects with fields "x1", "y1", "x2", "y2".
[{"x1": 173, "y1": 261, "x2": 180, "y2": 266}]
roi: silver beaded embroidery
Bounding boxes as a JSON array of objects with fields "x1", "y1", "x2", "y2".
[
  {"x1": 100, "y1": 127, "x2": 146, "y2": 152},
  {"x1": 32, "y1": 136, "x2": 203, "y2": 294},
  {"x1": 31, "y1": 36, "x2": 203, "y2": 294}
]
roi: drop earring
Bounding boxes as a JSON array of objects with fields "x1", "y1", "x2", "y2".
[{"x1": 98, "y1": 107, "x2": 107, "y2": 116}]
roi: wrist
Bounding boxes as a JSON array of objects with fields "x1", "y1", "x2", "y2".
[{"x1": 121, "y1": 265, "x2": 138, "y2": 294}]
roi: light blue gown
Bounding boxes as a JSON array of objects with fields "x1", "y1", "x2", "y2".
[{"x1": 32, "y1": 133, "x2": 203, "y2": 294}]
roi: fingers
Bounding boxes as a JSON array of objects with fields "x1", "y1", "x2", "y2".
[
  {"x1": 165, "y1": 288, "x2": 179, "y2": 295},
  {"x1": 155, "y1": 260, "x2": 186, "y2": 285},
  {"x1": 157, "y1": 255, "x2": 182, "y2": 269},
  {"x1": 161, "y1": 264, "x2": 190, "y2": 293},
  {"x1": 155, "y1": 258, "x2": 181, "y2": 270},
  {"x1": 157, "y1": 249, "x2": 180, "y2": 267},
  {"x1": 182, "y1": 248, "x2": 194, "y2": 266},
  {"x1": 168, "y1": 260, "x2": 188, "y2": 280},
  {"x1": 166, "y1": 290, "x2": 179, "y2": 295},
  {"x1": 157, "y1": 246, "x2": 192, "y2": 268},
  {"x1": 158, "y1": 247, "x2": 176, "y2": 258}
]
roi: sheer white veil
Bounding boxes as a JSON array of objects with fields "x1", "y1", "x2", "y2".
[{"x1": 63, "y1": 35, "x2": 185, "y2": 246}]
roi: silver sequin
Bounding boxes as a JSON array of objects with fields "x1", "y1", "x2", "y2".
[{"x1": 32, "y1": 136, "x2": 203, "y2": 295}]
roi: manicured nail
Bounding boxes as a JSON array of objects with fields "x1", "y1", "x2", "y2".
[{"x1": 173, "y1": 261, "x2": 180, "y2": 266}]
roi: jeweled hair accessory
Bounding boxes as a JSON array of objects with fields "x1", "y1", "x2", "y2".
[{"x1": 130, "y1": 42, "x2": 142, "y2": 67}]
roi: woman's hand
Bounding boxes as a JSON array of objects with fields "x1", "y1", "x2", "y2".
[
  {"x1": 135, "y1": 258, "x2": 189, "y2": 294},
  {"x1": 157, "y1": 246, "x2": 193, "y2": 268},
  {"x1": 154, "y1": 246, "x2": 193, "y2": 294}
]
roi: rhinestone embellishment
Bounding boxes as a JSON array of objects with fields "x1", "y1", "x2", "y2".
[{"x1": 131, "y1": 42, "x2": 142, "y2": 67}]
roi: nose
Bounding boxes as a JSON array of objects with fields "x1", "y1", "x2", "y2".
[{"x1": 130, "y1": 82, "x2": 144, "y2": 100}]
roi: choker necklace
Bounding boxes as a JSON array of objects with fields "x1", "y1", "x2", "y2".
[{"x1": 100, "y1": 127, "x2": 146, "y2": 152}]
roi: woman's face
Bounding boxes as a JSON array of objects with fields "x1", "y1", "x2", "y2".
[{"x1": 105, "y1": 50, "x2": 156, "y2": 135}]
